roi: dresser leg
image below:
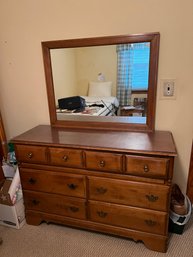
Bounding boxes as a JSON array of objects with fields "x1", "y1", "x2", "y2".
[
  {"x1": 142, "y1": 237, "x2": 167, "y2": 253},
  {"x1": 25, "y1": 212, "x2": 42, "y2": 226}
]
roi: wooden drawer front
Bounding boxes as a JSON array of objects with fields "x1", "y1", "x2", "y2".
[
  {"x1": 85, "y1": 151, "x2": 122, "y2": 173},
  {"x1": 24, "y1": 191, "x2": 86, "y2": 220},
  {"x1": 125, "y1": 155, "x2": 169, "y2": 178},
  {"x1": 20, "y1": 168, "x2": 86, "y2": 198},
  {"x1": 89, "y1": 201, "x2": 167, "y2": 235},
  {"x1": 88, "y1": 177, "x2": 169, "y2": 211},
  {"x1": 49, "y1": 148, "x2": 83, "y2": 168},
  {"x1": 15, "y1": 145, "x2": 47, "y2": 164}
]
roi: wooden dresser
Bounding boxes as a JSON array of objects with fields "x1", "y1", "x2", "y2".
[{"x1": 12, "y1": 125, "x2": 176, "y2": 252}]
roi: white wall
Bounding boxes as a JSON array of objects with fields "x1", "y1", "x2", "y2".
[
  {"x1": 51, "y1": 49, "x2": 78, "y2": 102},
  {"x1": 75, "y1": 45, "x2": 117, "y2": 96},
  {"x1": 0, "y1": 0, "x2": 193, "y2": 193}
]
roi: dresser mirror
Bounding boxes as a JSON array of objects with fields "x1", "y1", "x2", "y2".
[{"x1": 42, "y1": 32, "x2": 160, "y2": 131}]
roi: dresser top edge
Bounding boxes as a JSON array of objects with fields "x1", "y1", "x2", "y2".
[{"x1": 11, "y1": 125, "x2": 177, "y2": 157}]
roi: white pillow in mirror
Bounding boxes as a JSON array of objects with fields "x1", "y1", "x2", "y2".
[{"x1": 88, "y1": 81, "x2": 112, "y2": 97}]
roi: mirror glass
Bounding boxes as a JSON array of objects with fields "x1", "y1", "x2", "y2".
[{"x1": 42, "y1": 32, "x2": 160, "y2": 131}]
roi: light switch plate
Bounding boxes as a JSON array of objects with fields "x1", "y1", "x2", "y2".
[{"x1": 160, "y1": 79, "x2": 177, "y2": 100}]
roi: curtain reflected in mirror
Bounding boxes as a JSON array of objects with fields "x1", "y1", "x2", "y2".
[{"x1": 116, "y1": 43, "x2": 150, "y2": 105}]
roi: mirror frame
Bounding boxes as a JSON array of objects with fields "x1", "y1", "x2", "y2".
[{"x1": 42, "y1": 32, "x2": 160, "y2": 132}]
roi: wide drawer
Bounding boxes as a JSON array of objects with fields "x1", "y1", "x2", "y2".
[
  {"x1": 15, "y1": 145, "x2": 47, "y2": 164},
  {"x1": 89, "y1": 201, "x2": 167, "y2": 235},
  {"x1": 24, "y1": 191, "x2": 86, "y2": 220},
  {"x1": 85, "y1": 151, "x2": 123, "y2": 173},
  {"x1": 49, "y1": 147, "x2": 83, "y2": 168},
  {"x1": 20, "y1": 168, "x2": 86, "y2": 198},
  {"x1": 125, "y1": 155, "x2": 169, "y2": 178},
  {"x1": 88, "y1": 177, "x2": 169, "y2": 211}
]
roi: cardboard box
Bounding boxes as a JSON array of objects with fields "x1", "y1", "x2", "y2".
[
  {"x1": 0, "y1": 167, "x2": 25, "y2": 229},
  {"x1": 0, "y1": 179, "x2": 13, "y2": 205},
  {"x1": 0, "y1": 194, "x2": 25, "y2": 229},
  {"x1": 0, "y1": 167, "x2": 21, "y2": 206}
]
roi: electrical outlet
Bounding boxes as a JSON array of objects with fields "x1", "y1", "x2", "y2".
[{"x1": 160, "y1": 79, "x2": 176, "y2": 100}]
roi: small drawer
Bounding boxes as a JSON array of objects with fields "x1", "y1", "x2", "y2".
[
  {"x1": 15, "y1": 145, "x2": 47, "y2": 164},
  {"x1": 85, "y1": 151, "x2": 123, "y2": 173},
  {"x1": 20, "y1": 168, "x2": 86, "y2": 198},
  {"x1": 125, "y1": 155, "x2": 169, "y2": 178},
  {"x1": 89, "y1": 201, "x2": 167, "y2": 235},
  {"x1": 49, "y1": 148, "x2": 83, "y2": 168},
  {"x1": 24, "y1": 191, "x2": 86, "y2": 220},
  {"x1": 88, "y1": 177, "x2": 169, "y2": 211}
]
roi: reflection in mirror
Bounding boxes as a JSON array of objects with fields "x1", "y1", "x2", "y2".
[
  {"x1": 42, "y1": 32, "x2": 160, "y2": 131},
  {"x1": 51, "y1": 42, "x2": 150, "y2": 124}
]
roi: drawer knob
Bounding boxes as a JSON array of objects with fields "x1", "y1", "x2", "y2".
[
  {"x1": 99, "y1": 160, "x2": 105, "y2": 168},
  {"x1": 96, "y1": 187, "x2": 107, "y2": 194},
  {"x1": 146, "y1": 194, "x2": 158, "y2": 202},
  {"x1": 63, "y1": 155, "x2": 69, "y2": 162},
  {"x1": 32, "y1": 199, "x2": 40, "y2": 205},
  {"x1": 97, "y1": 211, "x2": 107, "y2": 218},
  {"x1": 67, "y1": 183, "x2": 78, "y2": 190},
  {"x1": 27, "y1": 152, "x2": 33, "y2": 159},
  {"x1": 69, "y1": 206, "x2": 79, "y2": 212},
  {"x1": 28, "y1": 178, "x2": 36, "y2": 184},
  {"x1": 143, "y1": 164, "x2": 149, "y2": 172},
  {"x1": 145, "y1": 219, "x2": 157, "y2": 226}
]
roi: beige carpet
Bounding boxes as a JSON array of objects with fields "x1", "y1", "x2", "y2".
[{"x1": 0, "y1": 215, "x2": 193, "y2": 257}]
